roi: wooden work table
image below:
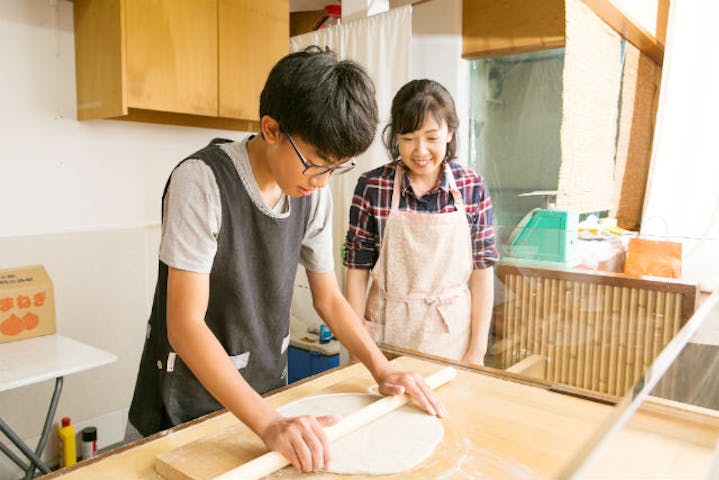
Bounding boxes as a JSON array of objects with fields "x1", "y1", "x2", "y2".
[{"x1": 41, "y1": 354, "x2": 718, "y2": 480}]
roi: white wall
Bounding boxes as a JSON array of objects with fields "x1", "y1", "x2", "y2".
[
  {"x1": 0, "y1": 1, "x2": 248, "y2": 477},
  {"x1": 411, "y1": 0, "x2": 469, "y2": 165}
]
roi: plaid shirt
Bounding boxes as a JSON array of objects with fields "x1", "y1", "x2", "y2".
[{"x1": 343, "y1": 161, "x2": 499, "y2": 270}]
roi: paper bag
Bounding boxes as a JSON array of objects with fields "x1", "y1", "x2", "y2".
[{"x1": 624, "y1": 238, "x2": 682, "y2": 278}]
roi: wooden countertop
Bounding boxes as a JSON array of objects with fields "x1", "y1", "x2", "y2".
[{"x1": 43, "y1": 355, "x2": 718, "y2": 479}]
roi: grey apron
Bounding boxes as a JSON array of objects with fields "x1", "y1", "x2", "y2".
[{"x1": 129, "y1": 138, "x2": 311, "y2": 436}]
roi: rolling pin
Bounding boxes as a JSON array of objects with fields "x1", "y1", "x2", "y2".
[{"x1": 213, "y1": 366, "x2": 457, "y2": 480}]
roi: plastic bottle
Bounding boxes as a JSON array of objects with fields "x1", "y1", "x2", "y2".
[
  {"x1": 57, "y1": 417, "x2": 77, "y2": 467},
  {"x1": 315, "y1": 4, "x2": 341, "y2": 30},
  {"x1": 80, "y1": 426, "x2": 97, "y2": 460},
  {"x1": 319, "y1": 324, "x2": 332, "y2": 344}
]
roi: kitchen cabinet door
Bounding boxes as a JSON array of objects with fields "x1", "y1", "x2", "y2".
[
  {"x1": 125, "y1": 0, "x2": 218, "y2": 116},
  {"x1": 73, "y1": 0, "x2": 287, "y2": 130},
  {"x1": 73, "y1": 0, "x2": 125, "y2": 120},
  {"x1": 219, "y1": 0, "x2": 289, "y2": 121}
]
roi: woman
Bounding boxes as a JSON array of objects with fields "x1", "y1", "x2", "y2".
[{"x1": 343, "y1": 79, "x2": 499, "y2": 364}]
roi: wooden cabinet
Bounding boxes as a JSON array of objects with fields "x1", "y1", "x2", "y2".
[
  {"x1": 125, "y1": 0, "x2": 218, "y2": 116},
  {"x1": 219, "y1": 1, "x2": 288, "y2": 120},
  {"x1": 73, "y1": 0, "x2": 288, "y2": 131}
]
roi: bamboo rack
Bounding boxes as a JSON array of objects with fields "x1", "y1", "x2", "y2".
[{"x1": 495, "y1": 264, "x2": 697, "y2": 396}]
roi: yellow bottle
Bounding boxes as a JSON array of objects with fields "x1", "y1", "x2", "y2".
[{"x1": 57, "y1": 417, "x2": 76, "y2": 467}]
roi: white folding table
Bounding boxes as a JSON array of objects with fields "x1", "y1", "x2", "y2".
[{"x1": 0, "y1": 334, "x2": 116, "y2": 479}]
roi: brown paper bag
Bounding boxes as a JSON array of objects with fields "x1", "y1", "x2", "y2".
[{"x1": 624, "y1": 238, "x2": 682, "y2": 278}]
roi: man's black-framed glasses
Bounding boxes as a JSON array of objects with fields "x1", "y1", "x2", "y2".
[{"x1": 285, "y1": 133, "x2": 356, "y2": 176}]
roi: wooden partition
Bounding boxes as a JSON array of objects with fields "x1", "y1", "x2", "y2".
[{"x1": 495, "y1": 263, "x2": 698, "y2": 396}]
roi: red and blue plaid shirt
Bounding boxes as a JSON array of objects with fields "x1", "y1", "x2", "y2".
[{"x1": 343, "y1": 161, "x2": 499, "y2": 270}]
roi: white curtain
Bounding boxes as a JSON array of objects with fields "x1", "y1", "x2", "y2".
[
  {"x1": 641, "y1": 0, "x2": 719, "y2": 292},
  {"x1": 290, "y1": 6, "x2": 413, "y2": 283},
  {"x1": 288, "y1": 8, "x2": 412, "y2": 347}
]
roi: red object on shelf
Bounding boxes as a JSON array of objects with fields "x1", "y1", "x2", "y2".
[
  {"x1": 315, "y1": 4, "x2": 341, "y2": 30},
  {"x1": 325, "y1": 4, "x2": 341, "y2": 16}
]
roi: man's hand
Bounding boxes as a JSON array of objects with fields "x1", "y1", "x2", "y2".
[
  {"x1": 258, "y1": 414, "x2": 339, "y2": 472},
  {"x1": 376, "y1": 368, "x2": 448, "y2": 418}
]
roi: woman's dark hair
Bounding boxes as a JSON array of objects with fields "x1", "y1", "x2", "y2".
[
  {"x1": 382, "y1": 79, "x2": 459, "y2": 162},
  {"x1": 259, "y1": 46, "x2": 378, "y2": 161}
]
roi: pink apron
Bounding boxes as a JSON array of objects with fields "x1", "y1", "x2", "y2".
[{"x1": 364, "y1": 164, "x2": 473, "y2": 360}]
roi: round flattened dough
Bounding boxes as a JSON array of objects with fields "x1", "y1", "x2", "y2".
[{"x1": 278, "y1": 393, "x2": 443, "y2": 475}]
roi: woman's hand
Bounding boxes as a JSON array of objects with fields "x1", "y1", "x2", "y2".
[
  {"x1": 375, "y1": 368, "x2": 448, "y2": 418},
  {"x1": 462, "y1": 349, "x2": 485, "y2": 367},
  {"x1": 258, "y1": 414, "x2": 339, "y2": 472}
]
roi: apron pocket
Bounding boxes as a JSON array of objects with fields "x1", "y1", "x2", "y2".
[
  {"x1": 163, "y1": 355, "x2": 222, "y2": 426},
  {"x1": 230, "y1": 352, "x2": 250, "y2": 370},
  {"x1": 280, "y1": 333, "x2": 290, "y2": 355}
]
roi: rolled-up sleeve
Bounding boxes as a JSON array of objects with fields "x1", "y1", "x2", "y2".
[{"x1": 343, "y1": 175, "x2": 379, "y2": 269}]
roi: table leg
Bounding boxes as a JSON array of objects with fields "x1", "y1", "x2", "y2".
[
  {"x1": 0, "y1": 377, "x2": 63, "y2": 477},
  {"x1": 0, "y1": 441, "x2": 29, "y2": 471},
  {"x1": 23, "y1": 377, "x2": 64, "y2": 479},
  {"x1": 0, "y1": 418, "x2": 51, "y2": 475}
]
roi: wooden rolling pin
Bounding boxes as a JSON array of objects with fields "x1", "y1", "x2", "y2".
[{"x1": 213, "y1": 366, "x2": 457, "y2": 480}]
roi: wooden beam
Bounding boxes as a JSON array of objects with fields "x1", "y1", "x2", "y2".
[
  {"x1": 581, "y1": 0, "x2": 665, "y2": 65},
  {"x1": 656, "y1": 0, "x2": 670, "y2": 48},
  {"x1": 462, "y1": 0, "x2": 566, "y2": 60},
  {"x1": 462, "y1": 0, "x2": 666, "y2": 64}
]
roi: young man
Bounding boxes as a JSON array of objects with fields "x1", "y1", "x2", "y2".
[{"x1": 128, "y1": 47, "x2": 445, "y2": 473}]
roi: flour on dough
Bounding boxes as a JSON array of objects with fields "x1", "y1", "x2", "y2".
[{"x1": 278, "y1": 393, "x2": 443, "y2": 475}]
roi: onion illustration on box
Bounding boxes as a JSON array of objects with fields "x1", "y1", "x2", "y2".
[{"x1": 0, "y1": 265, "x2": 56, "y2": 343}]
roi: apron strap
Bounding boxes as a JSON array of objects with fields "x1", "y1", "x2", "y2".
[
  {"x1": 393, "y1": 163, "x2": 466, "y2": 210},
  {"x1": 386, "y1": 163, "x2": 466, "y2": 240},
  {"x1": 444, "y1": 163, "x2": 465, "y2": 211},
  {"x1": 391, "y1": 164, "x2": 403, "y2": 211}
]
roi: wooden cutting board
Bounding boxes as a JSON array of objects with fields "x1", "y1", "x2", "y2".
[{"x1": 156, "y1": 356, "x2": 615, "y2": 480}]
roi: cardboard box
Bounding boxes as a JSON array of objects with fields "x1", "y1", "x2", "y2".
[{"x1": 0, "y1": 265, "x2": 56, "y2": 343}]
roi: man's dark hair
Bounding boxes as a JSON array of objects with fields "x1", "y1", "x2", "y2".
[
  {"x1": 260, "y1": 46, "x2": 378, "y2": 161},
  {"x1": 382, "y1": 79, "x2": 459, "y2": 162}
]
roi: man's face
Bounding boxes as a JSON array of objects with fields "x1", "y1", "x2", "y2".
[{"x1": 271, "y1": 134, "x2": 346, "y2": 197}]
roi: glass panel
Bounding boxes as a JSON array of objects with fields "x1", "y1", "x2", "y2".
[
  {"x1": 469, "y1": 48, "x2": 565, "y2": 256},
  {"x1": 355, "y1": 19, "x2": 716, "y2": 479},
  {"x1": 565, "y1": 288, "x2": 719, "y2": 478}
]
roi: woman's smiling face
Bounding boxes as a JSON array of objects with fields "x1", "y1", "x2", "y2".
[{"x1": 397, "y1": 114, "x2": 454, "y2": 185}]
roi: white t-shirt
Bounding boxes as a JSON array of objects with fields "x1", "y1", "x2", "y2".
[{"x1": 159, "y1": 137, "x2": 334, "y2": 274}]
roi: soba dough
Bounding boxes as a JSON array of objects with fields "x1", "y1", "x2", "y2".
[{"x1": 278, "y1": 393, "x2": 443, "y2": 475}]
